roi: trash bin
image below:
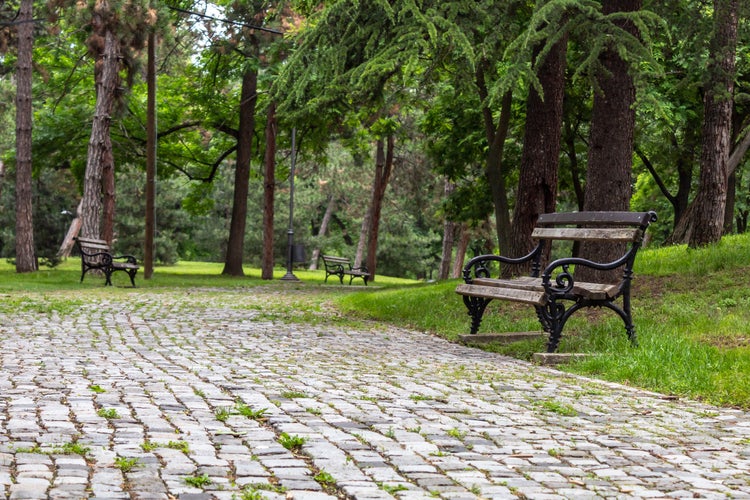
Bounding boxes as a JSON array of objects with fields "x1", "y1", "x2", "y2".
[{"x1": 292, "y1": 244, "x2": 306, "y2": 264}]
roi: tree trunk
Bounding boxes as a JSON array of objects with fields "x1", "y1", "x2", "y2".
[
  {"x1": 476, "y1": 61, "x2": 513, "y2": 251},
  {"x1": 308, "y1": 195, "x2": 336, "y2": 270},
  {"x1": 58, "y1": 200, "x2": 83, "y2": 258},
  {"x1": 222, "y1": 69, "x2": 258, "y2": 276},
  {"x1": 689, "y1": 0, "x2": 739, "y2": 248},
  {"x1": 101, "y1": 136, "x2": 115, "y2": 245},
  {"x1": 486, "y1": 91, "x2": 513, "y2": 251},
  {"x1": 14, "y1": 0, "x2": 36, "y2": 272},
  {"x1": 438, "y1": 180, "x2": 456, "y2": 280},
  {"x1": 452, "y1": 224, "x2": 470, "y2": 279},
  {"x1": 363, "y1": 135, "x2": 395, "y2": 282},
  {"x1": 578, "y1": 0, "x2": 641, "y2": 283},
  {"x1": 724, "y1": 171, "x2": 736, "y2": 234},
  {"x1": 354, "y1": 202, "x2": 371, "y2": 269},
  {"x1": 563, "y1": 119, "x2": 585, "y2": 211},
  {"x1": 81, "y1": 28, "x2": 119, "y2": 240},
  {"x1": 144, "y1": 30, "x2": 157, "y2": 278},
  {"x1": 261, "y1": 102, "x2": 277, "y2": 280},
  {"x1": 508, "y1": 31, "x2": 567, "y2": 274}
]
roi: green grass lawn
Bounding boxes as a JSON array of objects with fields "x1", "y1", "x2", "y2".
[
  {"x1": 334, "y1": 234, "x2": 750, "y2": 409},
  {"x1": 1, "y1": 236, "x2": 749, "y2": 409}
]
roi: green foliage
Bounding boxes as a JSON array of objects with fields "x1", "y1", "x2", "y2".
[
  {"x1": 114, "y1": 457, "x2": 141, "y2": 472},
  {"x1": 183, "y1": 474, "x2": 211, "y2": 488},
  {"x1": 97, "y1": 408, "x2": 120, "y2": 419},
  {"x1": 0, "y1": 164, "x2": 80, "y2": 266},
  {"x1": 278, "y1": 432, "x2": 306, "y2": 451},
  {"x1": 313, "y1": 470, "x2": 336, "y2": 486}
]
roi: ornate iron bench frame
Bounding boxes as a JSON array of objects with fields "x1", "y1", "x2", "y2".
[
  {"x1": 74, "y1": 237, "x2": 140, "y2": 287},
  {"x1": 456, "y1": 211, "x2": 657, "y2": 352},
  {"x1": 321, "y1": 255, "x2": 370, "y2": 285}
]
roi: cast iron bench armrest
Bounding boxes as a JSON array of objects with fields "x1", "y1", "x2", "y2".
[
  {"x1": 540, "y1": 248, "x2": 638, "y2": 296},
  {"x1": 462, "y1": 242, "x2": 545, "y2": 283}
]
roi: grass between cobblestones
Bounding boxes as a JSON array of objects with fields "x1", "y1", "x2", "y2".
[{"x1": 0, "y1": 235, "x2": 749, "y2": 411}]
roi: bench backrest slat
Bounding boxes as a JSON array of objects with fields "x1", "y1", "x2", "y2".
[
  {"x1": 536, "y1": 211, "x2": 654, "y2": 227},
  {"x1": 75, "y1": 238, "x2": 111, "y2": 251},
  {"x1": 531, "y1": 227, "x2": 641, "y2": 242},
  {"x1": 322, "y1": 256, "x2": 349, "y2": 264}
]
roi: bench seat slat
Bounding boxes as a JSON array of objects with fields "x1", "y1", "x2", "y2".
[
  {"x1": 456, "y1": 283, "x2": 546, "y2": 305},
  {"x1": 112, "y1": 263, "x2": 140, "y2": 270},
  {"x1": 531, "y1": 227, "x2": 641, "y2": 242},
  {"x1": 471, "y1": 277, "x2": 620, "y2": 301}
]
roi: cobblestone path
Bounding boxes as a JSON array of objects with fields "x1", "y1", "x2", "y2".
[{"x1": 0, "y1": 289, "x2": 748, "y2": 499}]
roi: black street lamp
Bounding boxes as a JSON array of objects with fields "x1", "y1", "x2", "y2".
[{"x1": 280, "y1": 128, "x2": 300, "y2": 282}]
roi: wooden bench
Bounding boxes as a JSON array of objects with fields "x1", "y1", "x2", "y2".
[
  {"x1": 321, "y1": 255, "x2": 370, "y2": 285},
  {"x1": 74, "y1": 237, "x2": 140, "y2": 287},
  {"x1": 456, "y1": 211, "x2": 657, "y2": 353}
]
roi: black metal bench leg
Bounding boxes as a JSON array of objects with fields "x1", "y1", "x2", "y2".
[
  {"x1": 601, "y1": 301, "x2": 638, "y2": 347},
  {"x1": 462, "y1": 296, "x2": 491, "y2": 335},
  {"x1": 540, "y1": 301, "x2": 566, "y2": 353},
  {"x1": 128, "y1": 270, "x2": 137, "y2": 287}
]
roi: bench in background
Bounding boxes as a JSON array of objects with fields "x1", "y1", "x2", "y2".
[
  {"x1": 321, "y1": 255, "x2": 370, "y2": 285},
  {"x1": 74, "y1": 237, "x2": 140, "y2": 287},
  {"x1": 456, "y1": 211, "x2": 657, "y2": 353}
]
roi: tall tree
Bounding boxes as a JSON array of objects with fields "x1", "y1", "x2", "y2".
[
  {"x1": 508, "y1": 28, "x2": 568, "y2": 268},
  {"x1": 219, "y1": 1, "x2": 288, "y2": 276},
  {"x1": 584, "y1": 0, "x2": 641, "y2": 212},
  {"x1": 144, "y1": 25, "x2": 156, "y2": 278},
  {"x1": 261, "y1": 101, "x2": 276, "y2": 279},
  {"x1": 222, "y1": 67, "x2": 258, "y2": 276},
  {"x1": 47, "y1": 0, "x2": 158, "y2": 242},
  {"x1": 688, "y1": 0, "x2": 739, "y2": 247},
  {"x1": 15, "y1": 0, "x2": 36, "y2": 272},
  {"x1": 579, "y1": 0, "x2": 643, "y2": 282},
  {"x1": 437, "y1": 180, "x2": 456, "y2": 280},
  {"x1": 362, "y1": 133, "x2": 395, "y2": 281}
]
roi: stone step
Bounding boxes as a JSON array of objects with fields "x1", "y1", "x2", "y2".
[{"x1": 459, "y1": 332, "x2": 546, "y2": 345}]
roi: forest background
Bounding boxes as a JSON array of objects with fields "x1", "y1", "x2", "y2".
[{"x1": 0, "y1": 0, "x2": 749, "y2": 282}]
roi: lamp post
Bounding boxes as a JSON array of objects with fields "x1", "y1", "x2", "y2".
[{"x1": 280, "y1": 128, "x2": 300, "y2": 281}]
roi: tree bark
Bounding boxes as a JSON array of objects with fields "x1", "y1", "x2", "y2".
[
  {"x1": 452, "y1": 224, "x2": 470, "y2": 279},
  {"x1": 101, "y1": 136, "x2": 115, "y2": 245},
  {"x1": 438, "y1": 180, "x2": 456, "y2": 280},
  {"x1": 144, "y1": 30, "x2": 157, "y2": 278},
  {"x1": 261, "y1": 102, "x2": 277, "y2": 280},
  {"x1": 508, "y1": 31, "x2": 568, "y2": 274},
  {"x1": 688, "y1": 0, "x2": 739, "y2": 248},
  {"x1": 724, "y1": 171, "x2": 736, "y2": 234},
  {"x1": 579, "y1": 0, "x2": 641, "y2": 282},
  {"x1": 58, "y1": 200, "x2": 82, "y2": 258},
  {"x1": 476, "y1": 61, "x2": 513, "y2": 251},
  {"x1": 354, "y1": 197, "x2": 371, "y2": 269},
  {"x1": 363, "y1": 135, "x2": 395, "y2": 282},
  {"x1": 81, "y1": 27, "x2": 119, "y2": 240},
  {"x1": 222, "y1": 69, "x2": 258, "y2": 276},
  {"x1": 14, "y1": 0, "x2": 36, "y2": 272},
  {"x1": 308, "y1": 195, "x2": 336, "y2": 270}
]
